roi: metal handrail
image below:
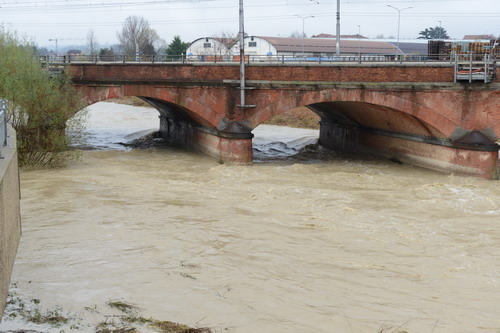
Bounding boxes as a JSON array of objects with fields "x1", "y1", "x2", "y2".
[
  {"x1": 0, "y1": 99, "x2": 7, "y2": 159},
  {"x1": 38, "y1": 53, "x2": 499, "y2": 66},
  {"x1": 453, "y1": 52, "x2": 496, "y2": 83}
]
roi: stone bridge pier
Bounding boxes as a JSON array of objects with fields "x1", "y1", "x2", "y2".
[{"x1": 67, "y1": 63, "x2": 500, "y2": 179}]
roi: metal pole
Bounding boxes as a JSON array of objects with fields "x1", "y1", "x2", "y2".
[
  {"x1": 0, "y1": 99, "x2": 7, "y2": 158},
  {"x1": 357, "y1": 25, "x2": 361, "y2": 62},
  {"x1": 387, "y1": 5, "x2": 412, "y2": 59},
  {"x1": 49, "y1": 39, "x2": 58, "y2": 55},
  {"x1": 336, "y1": 0, "x2": 340, "y2": 56},
  {"x1": 302, "y1": 18, "x2": 305, "y2": 54},
  {"x1": 239, "y1": 0, "x2": 246, "y2": 107},
  {"x1": 135, "y1": 37, "x2": 139, "y2": 62},
  {"x1": 438, "y1": 20, "x2": 442, "y2": 39},
  {"x1": 295, "y1": 15, "x2": 314, "y2": 56},
  {"x1": 397, "y1": 10, "x2": 401, "y2": 54}
]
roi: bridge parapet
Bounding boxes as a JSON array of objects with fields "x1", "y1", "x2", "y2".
[{"x1": 67, "y1": 62, "x2": 464, "y2": 84}]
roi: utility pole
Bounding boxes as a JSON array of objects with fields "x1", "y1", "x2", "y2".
[
  {"x1": 309, "y1": 0, "x2": 340, "y2": 57},
  {"x1": 336, "y1": 0, "x2": 340, "y2": 56},
  {"x1": 238, "y1": 0, "x2": 255, "y2": 108}
]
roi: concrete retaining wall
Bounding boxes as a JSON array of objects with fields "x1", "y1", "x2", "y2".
[{"x1": 0, "y1": 125, "x2": 21, "y2": 320}]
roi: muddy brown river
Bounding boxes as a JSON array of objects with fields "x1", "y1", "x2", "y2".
[{"x1": 1, "y1": 102, "x2": 500, "y2": 332}]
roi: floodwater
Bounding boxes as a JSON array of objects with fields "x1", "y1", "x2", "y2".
[{"x1": 1, "y1": 102, "x2": 500, "y2": 332}]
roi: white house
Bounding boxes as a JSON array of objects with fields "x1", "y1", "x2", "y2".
[
  {"x1": 230, "y1": 36, "x2": 277, "y2": 56},
  {"x1": 187, "y1": 36, "x2": 402, "y2": 59},
  {"x1": 230, "y1": 36, "x2": 400, "y2": 57},
  {"x1": 186, "y1": 37, "x2": 236, "y2": 60}
]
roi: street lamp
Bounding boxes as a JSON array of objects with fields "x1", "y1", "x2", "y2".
[
  {"x1": 387, "y1": 4, "x2": 412, "y2": 58},
  {"x1": 295, "y1": 15, "x2": 315, "y2": 56},
  {"x1": 438, "y1": 20, "x2": 442, "y2": 39},
  {"x1": 49, "y1": 38, "x2": 58, "y2": 54},
  {"x1": 357, "y1": 25, "x2": 361, "y2": 61}
]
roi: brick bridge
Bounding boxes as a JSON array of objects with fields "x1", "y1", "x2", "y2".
[{"x1": 66, "y1": 62, "x2": 500, "y2": 179}]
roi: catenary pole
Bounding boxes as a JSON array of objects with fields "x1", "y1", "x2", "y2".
[
  {"x1": 336, "y1": 0, "x2": 340, "y2": 56},
  {"x1": 239, "y1": 0, "x2": 246, "y2": 107}
]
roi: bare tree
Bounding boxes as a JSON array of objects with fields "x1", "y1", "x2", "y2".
[
  {"x1": 212, "y1": 30, "x2": 238, "y2": 56},
  {"x1": 86, "y1": 29, "x2": 98, "y2": 55},
  {"x1": 116, "y1": 16, "x2": 161, "y2": 56},
  {"x1": 289, "y1": 30, "x2": 306, "y2": 38}
]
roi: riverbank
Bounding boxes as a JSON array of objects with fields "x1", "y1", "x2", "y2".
[{"x1": 1, "y1": 290, "x2": 212, "y2": 333}]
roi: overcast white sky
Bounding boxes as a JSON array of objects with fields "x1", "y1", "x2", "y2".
[{"x1": 0, "y1": 0, "x2": 499, "y2": 49}]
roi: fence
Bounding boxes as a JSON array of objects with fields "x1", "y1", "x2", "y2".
[
  {"x1": 0, "y1": 100, "x2": 7, "y2": 159},
  {"x1": 38, "y1": 53, "x2": 499, "y2": 66}
]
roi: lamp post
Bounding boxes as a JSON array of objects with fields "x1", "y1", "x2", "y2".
[
  {"x1": 387, "y1": 4, "x2": 412, "y2": 58},
  {"x1": 357, "y1": 25, "x2": 361, "y2": 62},
  {"x1": 49, "y1": 38, "x2": 58, "y2": 54},
  {"x1": 438, "y1": 20, "x2": 442, "y2": 39},
  {"x1": 295, "y1": 15, "x2": 314, "y2": 56}
]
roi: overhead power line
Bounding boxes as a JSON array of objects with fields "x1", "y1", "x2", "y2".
[{"x1": 5, "y1": 10, "x2": 500, "y2": 29}]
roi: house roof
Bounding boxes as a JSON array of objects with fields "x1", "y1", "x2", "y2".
[
  {"x1": 258, "y1": 36, "x2": 399, "y2": 55},
  {"x1": 188, "y1": 37, "x2": 238, "y2": 48},
  {"x1": 312, "y1": 33, "x2": 368, "y2": 39}
]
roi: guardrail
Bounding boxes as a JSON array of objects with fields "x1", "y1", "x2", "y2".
[
  {"x1": 38, "y1": 53, "x2": 498, "y2": 66},
  {"x1": 0, "y1": 100, "x2": 7, "y2": 159},
  {"x1": 454, "y1": 53, "x2": 496, "y2": 83}
]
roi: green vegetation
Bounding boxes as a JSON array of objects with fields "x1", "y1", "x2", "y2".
[
  {"x1": 0, "y1": 27, "x2": 87, "y2": 167},
  {"x1": 265, "y1": 106, "x2": 320, "y2": 129},
  {"x1": 418, "y1": 26, "x2": 450, "y2": 39},
  {"x1": 166, "y1": 35, "x2": 190, "y2": 56}
]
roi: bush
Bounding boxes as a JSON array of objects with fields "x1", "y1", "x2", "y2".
[{"x1": 0, "y1": 28, "x2": 87, "y2": 167}]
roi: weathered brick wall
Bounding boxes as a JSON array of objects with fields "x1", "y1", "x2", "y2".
[{"x1": 67, "y1": 63, "x2": 456, "y2": 84}]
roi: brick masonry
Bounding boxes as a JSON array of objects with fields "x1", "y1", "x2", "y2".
[{"x1": 68, "y1": 63, "x2": 500, "y2": 178}]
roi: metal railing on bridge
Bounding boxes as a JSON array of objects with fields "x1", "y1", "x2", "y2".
[
  {"x1": 0, "y1": 100, "x2": 7, "y2": 159},
  {"x1": 453, "y1": 53, "x2": 496, "y2": 83},
  {"x1": 39, "y1": 53, "x2": 498, "y2": 66}
]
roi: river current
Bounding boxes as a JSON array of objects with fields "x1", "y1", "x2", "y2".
[{"x1": 1, "y1": 102, "x2": 500, "y2": 332}]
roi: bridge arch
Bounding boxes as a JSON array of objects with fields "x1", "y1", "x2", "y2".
[
  {"x1": 247, "y1": 88, "x2": 457, "y2": 138},
  {"x1": 73, "y1": 83, "x2": 228, "y2": 129}
]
